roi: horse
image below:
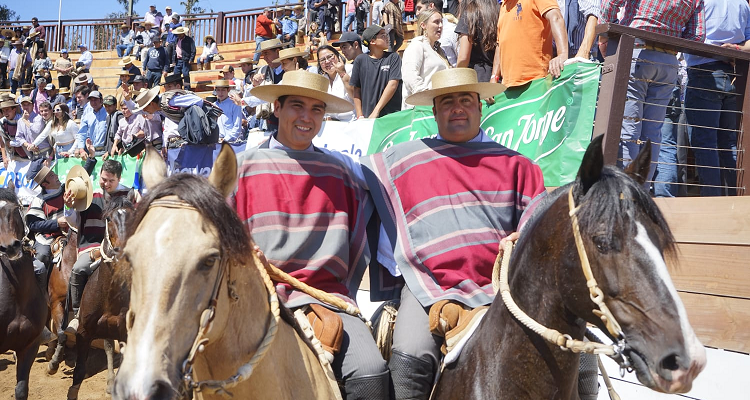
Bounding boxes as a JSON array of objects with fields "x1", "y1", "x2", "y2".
[
  {"x1": 46, "y1": 229, "x2": 78, "y2": 373},
  {"x1": 0, "y1": 183, "x2": 49, "y2": 400},
  {"x1": 113, "y1": 144, "x2": 338, "y2": 400},
  {"x1": 431, "y1": 136, "x2": 707, "y2": 399},
  {"x1": 67, "y1": 194, "x2": 135, "y2": 400}
]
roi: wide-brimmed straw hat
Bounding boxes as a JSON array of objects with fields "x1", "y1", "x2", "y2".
[
  {"x1": 172, "y1": 26, "x2": 189, "y2": 35},
  {"x1": 0, "y1": 99, "x2": 17, "y2": 109},
  {"x1": 405, "y1": 68, "x2": 507, "y2": 106},
  {"x1": 1, "y1": 29, "x2": 13, "y2": 38},
  {"x1": 28, "y1": 159, "x2": 52, "y2": 185},
  {"x1": 208, "y1": 79, "x2": 232, "y2": 88},
  {"x1": 115, "y1": 69, "x2": 132, "y2": 76},
  {"x1": 132, "y1": 86, "x2": 161, "y2": 113},
  {"x1": 238, "y1": 57, "x2": 257, "y2": 65},
  {"x1": 259, "y1": 38, "x2": 288, "y2": 52},
  {"x1": 59, "y1": 87, "x2": 71, "y2": 95},
  {"x1": 204, "y1": 34, "x2": 214, "y2": 41},
  {"x1": 74, "y1": 73, "x2": 91, "y2": 84},
  {"x1": 11, "y1": 40, "x2": 22, "y2": 46},
  {"x1": 273, "y1": 47, "x2": 309, "y2": 64},
  {"x1": 250, "y1": 70, "x2": 353, "y2": 114},
  {"x1": 118, "y1": 56, "x2": 136, "y2": 66},
  {"x1": 66, "y1": 165, "x2": 94, "y2": 211},
  {"x1": 28, "y1": 31, "x2": 39, "y2": 39}
]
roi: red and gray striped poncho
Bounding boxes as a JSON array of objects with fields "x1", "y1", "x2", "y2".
[
  {"x1": 233, "y1": 148, "x2": 373, "y2": 309},
  {"x1": 362, "y1": 139, "x2": 546, "y2": 309}
]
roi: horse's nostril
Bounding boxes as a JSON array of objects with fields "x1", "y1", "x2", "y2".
[
  {"x1": 660, "y1": 353, "x2": 680, "y2": 371},
  {"x1": 150, "y1": 379, "x2": 175, "y2": 400},
  {"x1": 11, "y1": 240, "x2": 21, "y2": 249}
]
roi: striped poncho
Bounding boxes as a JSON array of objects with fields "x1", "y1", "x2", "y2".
[
  {"x1": 362, "y1": 139, "x2": 546, "y2": 309},
  {"x1": 233, "y1": 147, "x2": 372, "y2": 309}
]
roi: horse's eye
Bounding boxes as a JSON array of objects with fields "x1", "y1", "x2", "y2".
[
  {"x1": 592, "y1": 235, "x2": 612, "y2": 254},
  {"x1": 198, "y1": 255, "x2": 219, "y2": 272}
]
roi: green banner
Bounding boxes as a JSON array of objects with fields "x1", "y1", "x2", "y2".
[
  {"x1": 52, "y1": 155, "x2": 140, "y2": 187},
  {"x1": 368, "y1": 63, "x2": 601, "y2": 186}
]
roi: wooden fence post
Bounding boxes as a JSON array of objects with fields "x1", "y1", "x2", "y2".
[{"x1": 216, "y1": 11, "x2": 225, "y2": 44}]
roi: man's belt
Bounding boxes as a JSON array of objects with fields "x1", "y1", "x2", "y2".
[
  {"x1": 634, "y1": 43, "x2": 678, "y2": 56},
  {"x1": 94, "y1": 146, "x2": 105, "y2": 151}
]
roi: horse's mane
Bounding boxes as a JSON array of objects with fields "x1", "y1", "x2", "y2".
[
  {"x1": 0, "y1": 187, "x2": 19, "y2": 203},
  {"x1": 103, "y1": 195, "x2": 135, "y2": 217},
  {"x1": 573, "y1": 165, "x2": 676, "y2": 255},
  {"x1": 127, "y1": 174, "x2": 252, "y2": 267}
]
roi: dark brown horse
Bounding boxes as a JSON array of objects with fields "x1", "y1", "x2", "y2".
[
  {"x1": 67, "y1": 195, "x2": 135, "y2": 400},
  {"x1": 46, "y1": 229, "x2": 78, "y2": 374},
  {"x1": 0, "y1": 184, "x2": 48, "y2": 400},
  {"x1": 432, "y1": 136, "x2": 706, "y2": 399}
]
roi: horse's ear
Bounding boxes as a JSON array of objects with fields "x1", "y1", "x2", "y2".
[
  {"x1": 624, "y1": 140, "x2": 652, "y2": 185},
  {"x1": 141, "y1": 145, "x2": 167, "y2": 189},
  {"x1": 577, "y1": 135, "x2": 604, "y2": 195},
  {"x1": 8, "y1": 178, "x2": 15, "y2": 191},
  {"x1": 208, "y1": 143, "x2": 238, "y2": 198}
]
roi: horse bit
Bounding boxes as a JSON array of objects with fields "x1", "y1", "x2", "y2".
[{"x1": 498, "y1": 187, "x2": 633, "y2": 375}]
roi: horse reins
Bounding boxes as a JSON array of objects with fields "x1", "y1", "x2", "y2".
[
  {"x1": 143, "y1": 199, "x2": 282, "y2": 398},
  {"x1": 494, "y1": 187, "x2": 632, "y2": 372}
]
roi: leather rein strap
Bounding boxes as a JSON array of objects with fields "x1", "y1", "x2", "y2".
[{"x1": 144, "y1": 198, "x2": 282, "y2": 398}]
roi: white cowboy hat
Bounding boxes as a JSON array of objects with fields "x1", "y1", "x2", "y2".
[
  {"x1": 132, "y1": 86, "x2": 161, "y2": 113},
  {"x1": 172, "y1": 26, "x2": 189, "y2": 35},
  {"x1": 66, "y1": 165, "x2": 94, "y2": 212},
  {"x1": 208, "y1": 79, "x2": 232, "y2": 88},
  {"x1": 118, "y1": 56, "x2": 137, "y2": 66},
  {"x1": 250, "y1": 70, "x2": 353, "y2": 114},
  {"x1": 273, "y1": 47, "x2": 309, "y2": 64},
  {"x1": 405, "y1": 68, "x2": 507, "y2": 106},
  {"x1": 259, "y1": 38, "x2": 289, "y2": 52}
]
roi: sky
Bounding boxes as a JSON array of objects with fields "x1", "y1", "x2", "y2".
[{"x1": 8, "y1": 0, "x2": 284, "y2": 22}]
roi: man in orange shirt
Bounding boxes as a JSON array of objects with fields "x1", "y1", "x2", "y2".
[
  {"x1": 254, "y1": 7, "x2": 281, "y2": 62},
  {"x1": 491, "y1": 0, "x2": 569, "y2": 88}
]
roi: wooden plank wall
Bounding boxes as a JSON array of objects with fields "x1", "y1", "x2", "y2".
[{"x1": 655, "y1": 197, "x2": 750, "y2": 354}]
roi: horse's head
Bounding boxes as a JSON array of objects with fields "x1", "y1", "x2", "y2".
[
  {"x1": 562, "y1": 136, "x2": 705, "y2": 393},
  {"x1": 102, "y1": 194, "x2": 135, "y2": 257},
  {"x1": 113, "y1": 145, "x2": 252, "y2": 400},
  {"x1": 0, "y1": 183, "x2": 26, "y2": 261}
]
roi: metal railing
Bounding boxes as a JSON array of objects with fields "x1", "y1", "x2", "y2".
[{"x1": 595, "y1": 23, "x2": 749, "y2": 196}]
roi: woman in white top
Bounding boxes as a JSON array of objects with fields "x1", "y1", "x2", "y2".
[
  {"x1": 402, "y1": 9, "x2": 450, "y2": 108},
  {"x1": 197, "y1": 35, "x2": 219, "y2": 70},
  {"x1": 316, "y1": 45, "x2": 355, "y2": 122},
  {"x1": 49, "y1": 104, "x2": 78, "y2": 156}
]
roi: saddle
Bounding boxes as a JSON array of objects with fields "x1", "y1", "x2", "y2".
[
  {"x1": 304, "y1": 303, "x2": 344, "y2": 357},
  {"x1": 429, "y1": 300, "x2": 489, "y2": 355}
]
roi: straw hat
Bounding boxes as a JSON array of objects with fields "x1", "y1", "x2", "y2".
[
  {"x1": 405, "y1": 68, "x2": 507, "y2": 106},
  {"x1": 28, "y1": 159, "x2": 51, "y2": 185},
  {"x1": 1, "y1": 29, "x2": 13, "y2": 38},
  {"x1": 273, "y1": 47, "x2": 309, "y2": 64},
  {"x1": 238, "y1": 57, "x2": 257, "y2": 65},
  {"x1": 204, "y1": 34, "x2": 214, "y2": 41},
  {"x1": 115, "y1": 69, "x2": 133, "y2": 76},
  {"x1": 11, "y1": 40, "x2": 22, "y2": 46},
  {"x1": 65, "y1": 165, "x2": 94, "y2": 211},
  {"x1": 144, "y1": 21, "x2": 154, "y2": 27},
  {"x1": 250, "y1": 70, "x2": 353, "y2": 114},
  {"x1": 259, "y1": 38, "x2": 288, "y2": 52},
  {"x1": 132, "y1": 86, "x2": 161, "y2": 113},
  {"x1": 20, "y1": 83, "x2": 33, "y2": 91},
  {"x1": 172, "y1": 26, "x2": 189, "y2": 35},
  {"x1": 118, "y1": 56, "x2": 136, "y2": 66},
  {"x1": 208, "y1": 79, "x2": 232, "y2": 88},
  {"x1": 59, "y1": 87, "x2": 71, "y2": 95},
  {"x1": 0, "y1": 99, "x2": 18, "y2": 109},
  {"x1": 75, "y1": 73, "x2": 91, "y2": 84},
  {"x1": 28, "y1": 31, "x2": 39, "y2": 39},
  {"x1": 120, "y1": 23, "x2": 129, "y2": 29}
]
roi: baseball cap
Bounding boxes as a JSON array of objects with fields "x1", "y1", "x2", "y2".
[
  {"x1": 103, "y1": 95, "x2": 117, "y2": 105},
  {"x1": 362, "y1": 24, "x2": 391, "y2": 47},
  {"x1": 45, "y1": 83, "x2": 55, "y2": 91},
  {"x1": 333, "y1": 31, "x2": 362, "y2": 47},
  {"x1": 19, "y1": 96, "x2": 32, "y2": 104},
  {"x1": 133, "y1": 75, "x2": 147, "y2": 83},
  {"x1": 88, "y1": 90, "x2": 103, "y2": 100},
  {"x1": 61, "y1": 48, "x2": 68, "y2": 53}
]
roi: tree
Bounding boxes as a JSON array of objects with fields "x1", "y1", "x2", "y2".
[
  {"x1": 181, "y1": 0, "x2": 206, "y2": 16},
  {"x1": 0, "y1": 4, "x2": 20, "y2": 22},
  {"x1": 115, "y1": 0, "x2": 139, "y2": 16}
]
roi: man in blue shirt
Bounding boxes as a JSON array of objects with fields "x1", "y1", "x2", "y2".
[
  {"x1": 143, "y1": 37, "x2": 169, "y2": 88},
  {"x1": 280, "y1": 7, "x2": 299, "y2": 46},
  {"x1": 210, "y1": 79, "x2": 244, "y2": 144},
  {"x1": 76, "y1": 44, "x2": 93, "y2": 72},
  {"x1": 73, "y1": 90, "x2": 108, "y2": 156}
]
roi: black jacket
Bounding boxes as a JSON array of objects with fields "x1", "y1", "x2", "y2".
[{"x1": 172, "y1": 35, "x2": 196, "y2": 64}]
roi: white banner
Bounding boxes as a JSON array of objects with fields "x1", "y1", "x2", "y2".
[{"x1": 0, "y1": 160, "x2": 42, "y2": 205}]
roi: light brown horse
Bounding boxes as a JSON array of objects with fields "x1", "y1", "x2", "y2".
[
  {"x1": 0, "y1": 184, "x2": 48, "y2": 400},
  {"x1": 46, "y1": 229, "x2": 78, "y2": 374},
  {"x1": 113, "y1": 144, "x2": 337, "y2": 400}
]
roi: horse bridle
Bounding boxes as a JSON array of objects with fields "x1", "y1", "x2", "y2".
[
  {"x1": 0, "y1": 200, "x2": 33, "y2": 259},
  {"x1": 497, "y1": 187, "x2": 632, "y2": 374},
  {"x1": 137, "y1": 198, "x2": 282, "y2": 398}
]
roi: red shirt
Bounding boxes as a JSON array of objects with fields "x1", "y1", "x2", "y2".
[
  {"x1": 256, "y1": 14, "x2": 275, "y2": 39},
  {"x1": 601, "y1": 0, "x2": 705, "y2": 42}
]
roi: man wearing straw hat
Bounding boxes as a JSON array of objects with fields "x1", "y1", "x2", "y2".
[
  {"x1": 242, "y1": 38, "x2": 288, "y2": 131},
  {"x1": 171, "y1": 26, "x2": 196, "y2": 90},
  {"x1": 8, "y1": 39, "x2": 31, "y2": 95},
  {"x1": 0, "y1": 98, "x2": 24, "y2": 167},
  {"x1": 361, "y1": 68, "x2": 547, "y2": 398},
  {"x1": 233, "y1": 70, "x2": 390, "y2": 399},
  {"x1": 117, "y1": 23, "x2": 136, "y2": 58},
  {"x1": 209, "y1": 80, "x2": 244, "y2": 144},
  {"x1": 0, "y1": 36, "x2": 9, "y2": 89},
  {"x1": 280, "y1": 6, "x2": 299, "y2": 46}
]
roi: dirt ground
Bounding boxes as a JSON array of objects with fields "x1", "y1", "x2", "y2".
[{"x1": 0, "y1": 342, "x2": 111, "y2": 400}]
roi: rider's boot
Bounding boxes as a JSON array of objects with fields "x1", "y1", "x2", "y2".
[
  {"x1": 66, "y1": 271, "x2": 88, "y2": 334},
  {"x1": 345, "y1": 370, "x2": 390, "y2": 400},
  {"x1": 578, "y1": 353, "x2": 600, "y2": 400},
  {"x1": 389, "y1": 350, "x2": 434, "y2": 400}
]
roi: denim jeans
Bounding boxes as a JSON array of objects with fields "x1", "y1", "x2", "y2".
[
  {"x1": 685, "y1": 62, "x2": 738, "y2": 196},
  {"x1": 117, "y1": 44, "x2": 134, "y2": 58},
  {"x1": 618, "y1": 48, "x2": 678, "y2": 184},
  {"x1": 175, "y1": 58, "x2": 191, "y2": 89},
  {"x1": 344, "y1": 11, "x2": 356, "y2": 32},
  {"x1": 654, "y1": 82, "x2": 686, "y2": 197}
]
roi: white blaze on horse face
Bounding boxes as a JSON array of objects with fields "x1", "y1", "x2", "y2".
[
  {"x1": 0, "y1": 200, "x2": 8, "y2": 208},
  {"x1": 634, "y1": 222, "x2": 707, "y2": 385}
]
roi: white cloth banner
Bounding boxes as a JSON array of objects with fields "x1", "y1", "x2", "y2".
[{"x1": 0, "y1": 160, "x2": 42, "y2": 205}]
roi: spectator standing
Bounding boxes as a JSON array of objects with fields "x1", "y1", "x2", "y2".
[
  {"x1": 49, "y1": 103, "x2": 78, "y2": 155},
  {"x1": 76, "y1": 44, "x2": 93, "y2": 72},
  {"x1": 654, "y1": 72, "x2": 688, "y2": 198},
  {"x1": 333, "y1": 31, "x2": 365, "y2": 61},
  {"x1": 455, "y1": 0, "x2": 499, "y2": 82},
  {"x1": 144, "y1": 5, "x2": 164, "y2": 31},
  {"x1": 73, "y1": 90, "x2": 108, "y2": 155},
  {"x1": 165, "y1": 14, "x2": 183, "y2": 66},
  {"x1": 402, "y1": 9, "x2": 450, "y2": 108},
  {"x1": 132, "y1": 24, "x2": 153, "y2": 61},
  {"x1": 600, "y1": 0, "x2": 704, "y2": 184},
  {"x1": 54, "y1": 49, "x2": 74, "y2": 89},
  {"x1": 238, "y1": 57, "x2": 257, "y2": 97},
  {"x1": 31, "y1": 77, "x2": 49, "y2": 114},
  {"x1": 197, "y1": 35, "x2": 218, "y2": 70},
  {"x1": 220, "y1": 65, "x2": 244, "y2": 92},
  {"x1": 117, "y1": 24, "x2": 136, "y2": 58},
  {"x1": 254, "y1": 8, "x2": 279, "y2": 63},
  {"x1": 109, "y1": 100, "x2": 147, "y2": 156},
  {"x1": 30, "y1": 18, "x2": 46, "y2": 43},
  {"x1": 294, "y1": 5, "x2": 307, "y2": 44},
  {"x1": 416, "y1": 0, "x2": 458, "y2": 66},
  {"x1": 162, "y1": 6, "x2": 177, "y2": 32},
  {"x1": 382, "y1": 0, "x2": 404, "y2": 52},
  {"x1": 350, "y1": 24, "x2": 403, "y2": 118},
  {"x1": 143, "y1": 37, "x2": 169, "y2": 88},
  {"x1": 9, "y1": 40, "x2": 31, "y2": 94},
  {"x1": 0, "y1": 38, "x2": 9, "y2": 89},
  {"x1": 210, "y1": 80, "x2": 244, "y2": 144},
  {"x1": 316, "y1": 45, "x2": 356, "y2": 121},
  {"x1": 355, "y1": 0, "x2": 369, "y2": 35},
  {"x1": 372, "y1": 0, "x2": 384, "y2": 26},
  {"x1": 0, "y1": 99, "x2": 25, "y2": 164},
  {"x1": 32, "y1": 48, "x2": 52, "y2": 85},
  {"x1": 684, "y1": 0, "x2": 747, "y2": 196},
  {"x1": 344, "y1": 0, "x2": 358, "y2": 32},
  {"x1": 171, "y1": 27, "x2": 196, "y2": 90},
  {"x1": 280, "y1": 7, "x2": 299, "y2": 46},
  {"x1": 492, "y1": 0, "x2": 568, "y2": 87},
  {"x1": 16, "y1": 96, "x2": 51, "y2": 159},
  {"x1": 556, "y1": 0, "x2": 599, "y2": 60},
  {"x1": 117, "y1": 56, "x2": 142, "y2": 87},
  {"x1": 46, "y1": 84, "x2": 64, "y2": 108}
]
